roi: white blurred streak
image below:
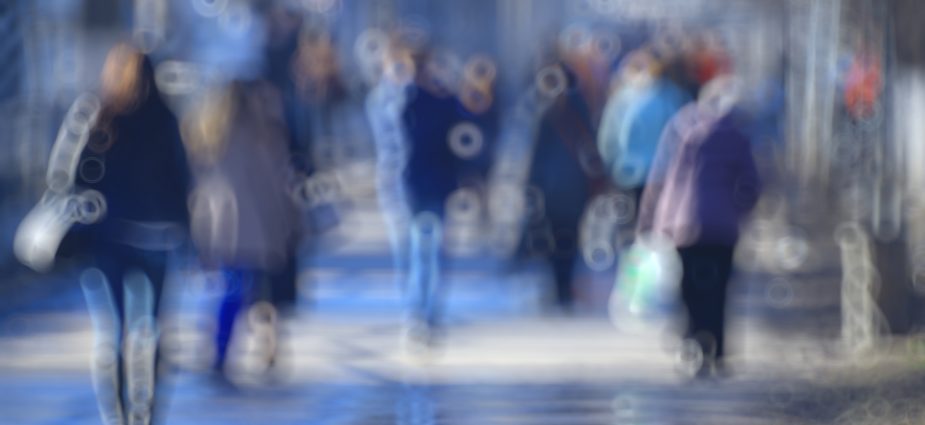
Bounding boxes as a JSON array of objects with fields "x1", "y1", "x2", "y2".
[
  {"x1": 124, "y1": 270, "x2": 155, "y2": 335},
  {"x1": 483, "y1": 67, "x2": 561, "y2": 257},
  {"x1": 123, "y1": 271, "x2": 157, "y2": 424},
  {"x1": 580, "y1": 192, "x2": 633, "y2": 271},
  {"x1": 899, "y1": 73, "x2": 925, "y2": 274},
  {"x1": 14, "y1": 195, "x2": 74, "y2": 272},
  {"x1": 189, "y1": 179, "x2": 239, "y2": 261},
  {"x1": 192, "y1": 0, "x2": 229, "y2": 18},
  {"x1": 80, "y1": 269, "x2": 125, "y2": 425},
  {"x1": 133, "y1": 0, "x2": 167, "y2": 53},
  {"x1": 835, "y1": 222, "x2": 888, "y2": 353},
  {"x1": 14, "y1": 189, "x2": 106, "y2": 272},
  {"x1": 355, "y1": 28, "x2": 389, "y2": 86},
  {"x1": 487, "y1": 182, "x2": 525, "y2": 225},
  {"x1": 367, "y1": 78, "x2": 412, "y2": 284},
  {"x1": 81, "y1": 268, "x2": 121, "y2": 347},
  {"x1": 407, "y1": 211, "x2": 443, "y2": 322},
  {"x1": 786, "y1": 0, "x2": 841, "y2": 190},
  {"x1": 46, "y1": 93, "x2": 100, "y2": 193},
  {"x1": 236, "y1": 301, "x2": 278, "y2": 376},
  {"x1": 155, "y1": 61, "x2": 219, "y2": 96}
]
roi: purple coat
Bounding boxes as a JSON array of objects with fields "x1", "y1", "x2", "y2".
[{"x1": 637, "y1": 104, "x2": 761, "y2": 247}]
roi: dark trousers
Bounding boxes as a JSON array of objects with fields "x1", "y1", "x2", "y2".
[
  {"x1": 91, "y1": 245, "x2": 169, "y2": 424},
  {"x1": 550, "y1": 227, "x2": 579, "y2": 309},
  {"x1": 677, "y1": 244, "x2": 735, "y2": 360}
]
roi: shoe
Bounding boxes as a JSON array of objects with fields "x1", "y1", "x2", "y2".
[{"x1": 712, "y1": 358, "x2": 734, "y2": 379}]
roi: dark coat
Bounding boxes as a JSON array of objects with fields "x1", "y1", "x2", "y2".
[{"x1": 76, "y1": 56, "x2": 191, "y2": 249}]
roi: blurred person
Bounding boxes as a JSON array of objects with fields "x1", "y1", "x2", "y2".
[
  {"x1": 379, "y1": 39, "x2": 494, "y2": 345},
  {"x1": 75, "y1": 42, "x2": 192, "y2": 424},
  {"x1": 668, "y1": 30, "x2": 732, "y2": 98},
  {"x1": 597, "y1": 45, "x2": 692, "y2": 209},
  {"x1": 258, "y1": 1, "x2": 309, "y2": 319},
  {"x1": 183, "y1": 79, "x2": 299, "y2": 383},
  {"x1": 636, "y1": 76, "x2": 761, "y2": 378},
  {"x1": 558, "y1": 26, "x2": 624, "y2": 127},
  {"x1": 597, "y1": 48, "x2": 657, "y2": 195},
  {"x1": 290, "y1": 25, "x2": 380, "y2": 307},
  {"x1": 841, "y1": 43, "x2": 882, "y2": 122},
  {"x1": 365, "y1": 38, "x2": 415, "y2": 302},
  {"x1": 526, "y1": 41, "x2": 610, "y2": 312},
  {"x1": 292, "y1": 26, "x2": 375, "y2": 191}
]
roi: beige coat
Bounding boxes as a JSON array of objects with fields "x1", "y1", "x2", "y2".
[{"x1": 186, "y1": 81, "x2": 299, "y2": 270}]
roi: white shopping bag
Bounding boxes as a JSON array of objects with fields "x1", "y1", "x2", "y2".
[{"x1": 608, "y1": 234, "x2": 682, "y2": 331}]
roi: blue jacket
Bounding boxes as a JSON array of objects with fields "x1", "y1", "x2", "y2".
[{"x1": 599, "y1": 78, "x2": 691, "y2": 189}]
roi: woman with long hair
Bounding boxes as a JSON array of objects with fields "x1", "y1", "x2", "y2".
[
  {"x1": 184, "y1": 79, "x2": 299, "y2": 383},
  {"x1": 76, "y1": 42, "x2": 192, "y2": 425}
]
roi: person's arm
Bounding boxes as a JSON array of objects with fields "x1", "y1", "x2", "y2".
[
  {"x1": 636, "y1": 112, "x2": 682, "y2": 235},
  {"x1": 732, "y1": 131, "x2": 763, "y2": 216},
  {"x1": 597, "y1": 94, "x2": 622, "y2": 171}
]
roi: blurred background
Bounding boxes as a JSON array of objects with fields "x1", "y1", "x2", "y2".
[{"x1": 2, "y1": 0, "x2": 925, "y2": 424}]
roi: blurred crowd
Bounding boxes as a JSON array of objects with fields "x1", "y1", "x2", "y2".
[{"x1": 10, "y1": 1, "x2": 818, "y2": 424}]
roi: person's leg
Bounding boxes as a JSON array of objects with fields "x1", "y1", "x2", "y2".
[
  {"x1": 242, "y1": 270, "x2": 281, "y2": 375},
  {"x1": 679, "y1": 244, "x2": 735, "y2": 374},
  {"x1": 706, "y1": 245, "x2": 735, "y2": 361},
  {"x1": 407, "y1": 223, "x2": 426, "y2": 328},
  {"x1": 632, "y1": 186, "x2": 645, "y2": 220},
  {"x1": 133, "y1": 250, "x2": 170, "y2": 424},
  {"x1": 279, "y1": 254, "x2": 299, "y2": 312},
  {"x1": 95, "y1": 248, "x2": 136, "y2": 423},
  {"x1": 122, "y1": 263, "x2": 159, "y2": 425},
  {"x1": 214, "y1": 268, "x2": 246, "y2": 372},
  {"x1": 678, "y1": 244, "x2": 719, "y2": 376},
  {"x1": 677, "y1": 246, "x2": 700, "y2": 340},
  {"x1": 422, "y1": 217, "x2": 445, "y2": 329},
  {"x1": 266, "y1": 257, "x2": 296, "y2": 373},
  {"x1": 405, "y1": 211, "x2": 444, "y2": 343},
  {"x1": 548, "y1": 223, "x2": 578, "y2": 310},
  {"x1": 551, "y1": 257, "x2": 575, "y2": 310},
  {"x1": 81, "y1": 263, "x2": 125, "y2": 425}
]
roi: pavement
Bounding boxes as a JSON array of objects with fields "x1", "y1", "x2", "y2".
[{"x1": 1, "y1": 197, "x2": 924, "y2": 424}]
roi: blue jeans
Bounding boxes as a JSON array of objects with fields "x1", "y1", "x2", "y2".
[
  {"x1": 214, "y1": 267, "x2": 259, "y2": 370},
  {"x1": 407, "y1": 212, "x2": 445, "y2": 329}
]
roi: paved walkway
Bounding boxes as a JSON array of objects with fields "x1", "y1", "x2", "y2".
[
  {"x1": 1, "y1": 196, "x2": 924, "y2": 424},
  {"x1": 1, "y1": 271, "x2": 924, "y2": 425}
]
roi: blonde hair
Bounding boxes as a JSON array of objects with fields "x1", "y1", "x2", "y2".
[
  {"x1": 101, "y1": 43, "x2": 146, "y2": 112},
  {"x1": 182, "y1": 87, "x2": 235, "y2": 165},
  {"x1": 182, "y1": 81, "x2": 287, "y2": 165}
]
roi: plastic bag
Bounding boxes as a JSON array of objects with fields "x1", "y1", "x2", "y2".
[{"x1": 608, "y1": 234, "x2": 682, "y2": 331}]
